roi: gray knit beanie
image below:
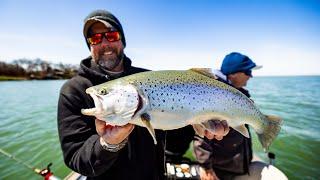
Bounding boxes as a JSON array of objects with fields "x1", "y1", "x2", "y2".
[{"x1": 83, "y1": 10, "x2": 126, "y2": 49}]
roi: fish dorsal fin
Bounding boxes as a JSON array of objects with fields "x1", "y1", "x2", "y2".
[
  {"x1": 190, "y1": 68, "x2": 218, "y2": 79},
  {"x1": 140, "y1": 113, "x2": 157, "y2": 144},
  {"x1": 233, "y1": 125, "x2": 250, "y2": 138}
]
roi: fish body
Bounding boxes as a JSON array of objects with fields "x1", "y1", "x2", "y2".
[{"x1": 81, "y1": 69, "x2": 282, "y2": 150}]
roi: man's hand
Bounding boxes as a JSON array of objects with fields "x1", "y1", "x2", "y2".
[
  {"x1": 203, "y1": 120, "x2": 229, "y2": 140},
  {"x1": 95, "y1": 119, "x2": 134, "y2": 144},
  {"x1": 199, "y1": 167, "x2": 219, "y2": 180}
]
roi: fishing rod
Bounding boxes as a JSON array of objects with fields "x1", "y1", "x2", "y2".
[{"x1": 0, "y1": 147, "x2": 60, "y2": 180}]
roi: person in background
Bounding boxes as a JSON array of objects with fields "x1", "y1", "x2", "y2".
[
  {"x1": 57, "y1": 10, "x2": 167, "y2": 179},
  {"x1": 193, "y1": 52, "x2": 266, "y2": 180}
]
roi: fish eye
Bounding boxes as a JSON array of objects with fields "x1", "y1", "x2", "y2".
[{"x1": 99, "y1": 88, "x2": 108, "y2": 95}]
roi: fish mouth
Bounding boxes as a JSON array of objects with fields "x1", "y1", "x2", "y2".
[
  {"x1": 81, "y1": 88, "x2": 104, "y2": 116},
  {"x1": 85, "y1": 87, "x2": 96, "y2": 94}
]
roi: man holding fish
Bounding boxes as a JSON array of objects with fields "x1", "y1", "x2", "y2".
[
  {"x1": 57, "y1": 9, "x2": 230, "y2": 180},
  {"x1": 58, "y1": 9, "x2": 281, "y2": 180}
]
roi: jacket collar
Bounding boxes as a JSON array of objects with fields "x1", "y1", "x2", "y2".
[
  {"x1": 213, "y1": 69, "x2": 232, "y2": 84},
  {"x1": 78, "y1": 55, "x2": 133, "y2": 84}
]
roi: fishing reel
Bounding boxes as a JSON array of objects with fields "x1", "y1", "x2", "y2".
[{"x1": 34, "y1": 163, "x2": 60, "y2": 180}]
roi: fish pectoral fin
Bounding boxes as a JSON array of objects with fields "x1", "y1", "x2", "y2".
[
  {"x1": 189, "y1": 68, "x2": 218, "y2": 79},
  {"x1": 81, "y1": 108, "x2": 97, "y2": 116},
  {"x1": 233, "y1": 125, "x2": 250, "y2": 138},
  {"x1": 141, "y1": 113, "x2": 157, "y2": 145},
  {"x1": 192, "y1": 124, "x2": 205, "y2": 138}
]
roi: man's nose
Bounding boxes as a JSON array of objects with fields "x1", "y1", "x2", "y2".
[{"x1": 100, "y1": 37, "x2": 111, "y2": 47}]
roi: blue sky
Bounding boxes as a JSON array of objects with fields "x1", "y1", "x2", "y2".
[{"x1": 0, "y1": 0, "x2": 319, "y2": 76}]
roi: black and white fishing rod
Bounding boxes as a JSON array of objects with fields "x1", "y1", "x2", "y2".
[{"x1": 0, "y1": 147, "x2": 60, "y2": 180}]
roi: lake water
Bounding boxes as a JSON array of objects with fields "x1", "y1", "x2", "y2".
[{"x1": 0, "y1": 76, "x2": 319, "y2": 179}]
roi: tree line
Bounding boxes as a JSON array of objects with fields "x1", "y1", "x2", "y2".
[{"x1": 0, "y1": 58, "x2": 78, "y2": 80}]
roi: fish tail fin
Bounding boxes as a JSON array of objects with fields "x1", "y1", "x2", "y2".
[{"x1": 258, "y1": 115, "x2": 282, "y2": 151}]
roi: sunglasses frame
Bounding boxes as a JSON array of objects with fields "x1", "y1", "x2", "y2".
[
  {"x1": 243, "y1": 70, "x2": 252, "y2": 77},
  {"x1": 87, "y1": 31, "x2": 121, "y2": 45}
]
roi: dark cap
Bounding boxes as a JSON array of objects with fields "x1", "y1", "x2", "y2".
[
  {"x1": 221, "y1": 52, "x2": 262, "y2": 76},
  {"x1": 83, "y1": 10, "x2": 126, "y2": 49}
]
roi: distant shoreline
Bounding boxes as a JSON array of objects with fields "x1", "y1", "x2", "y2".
[
  {"x1": 0, "y1": 76, "x2": 28, "y2": 81},
  {"x1": 0, "y1": 75, "x2": 71, "y2": 81}
]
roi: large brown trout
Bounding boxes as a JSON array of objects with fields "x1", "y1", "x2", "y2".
[{"x1": 81, "y1": 69, "x2": 282, "y2": 150}]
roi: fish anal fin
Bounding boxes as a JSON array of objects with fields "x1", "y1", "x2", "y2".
[
  {"x1": 141, "y1": 113, "x2": 157, "y2": 144},
  {"x1": 233, "y1": 125, "x2": 250, "y2": 138},
  {"x1": 265, "y1": 115, "x2": 282, "y2": 124},
  {"x1": 190, "y1": 68, "x2": 217, "y2": 79}
]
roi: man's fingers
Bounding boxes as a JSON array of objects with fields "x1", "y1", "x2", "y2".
[
  {"x1": 95, "y1": 119, "x2": 107, "y2": 136},
  {"x1": 213, "y1": 121, "x2": 224, "y2": 136},
  {"x1": 214, "y1": 135, "x2": 223, "y2": 141},
  {"x1": 204, "y1": 130, "x2": 215, "y2": 139},
  {"x1": 203, "y1": 120, "x2": 230, "y2": 140},
  {"x1": 221, "y1": 120, "x2": 229, "y2": 136}
]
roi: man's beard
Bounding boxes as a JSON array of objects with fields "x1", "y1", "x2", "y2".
[{"x1": 94, "y1": 48, "x2": 124, "y2": 71}]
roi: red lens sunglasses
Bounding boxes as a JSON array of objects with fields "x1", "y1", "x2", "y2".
[{"x1": 87, "y1": 31, "x2": 120, "y2": 45}]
